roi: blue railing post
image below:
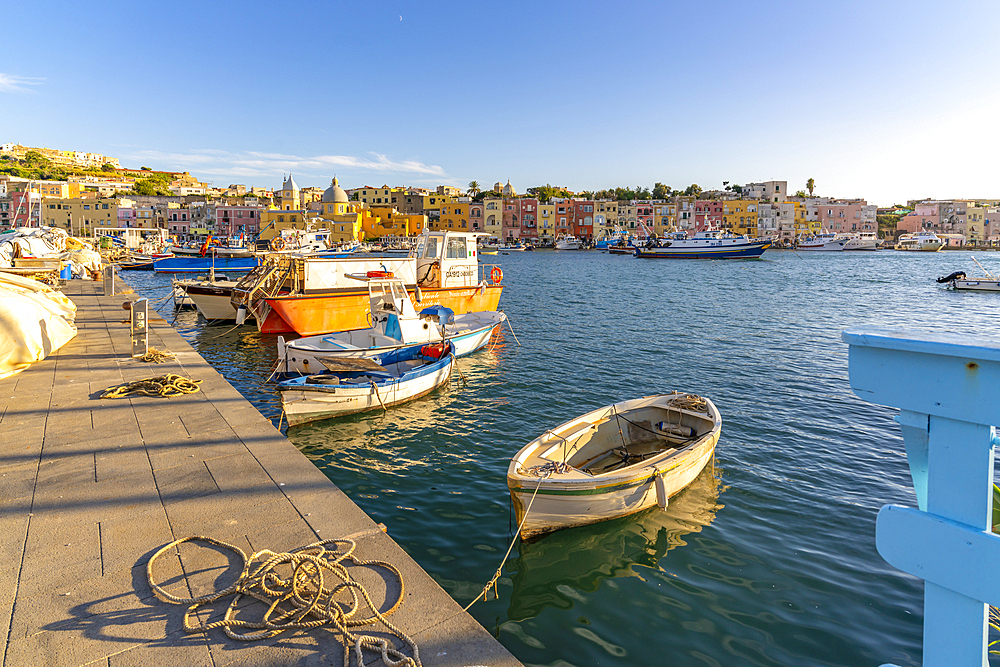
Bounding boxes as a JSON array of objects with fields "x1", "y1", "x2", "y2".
[{"x1": 843, "y1": 328, "x2": 1000, "y2": 667}]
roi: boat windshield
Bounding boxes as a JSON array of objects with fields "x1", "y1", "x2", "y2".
[
  {"x1": 423, "y1": 236, "x2": 441, "y2": 259},
  {"x1": 446, "y1": 237, "x2": 467, "y2": 259}
]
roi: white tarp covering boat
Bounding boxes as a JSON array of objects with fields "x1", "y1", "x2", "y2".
[
  {"x1": 0, "y1": 273, "x2": 77, "y2": 379},
  {"x1": 0, "y1": 227, "x2": 70, "y2": 268}
]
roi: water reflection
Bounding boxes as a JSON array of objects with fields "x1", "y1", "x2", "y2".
[{"x1": 507, "y1": 461, "x2": 724, "y2": 622}]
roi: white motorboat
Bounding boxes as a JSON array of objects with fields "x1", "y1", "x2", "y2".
[
  {"x1": 554, "y1": 234, "x2": 583, "y2": 250},
  {"x1": 844, "y1": 232, "x2": 879, "y2": 251},
  {"x1": 277, "y1": 341, "x2": 455, "y2": 426},
  {"x1": 507, "y1": 392, "x2": 721, "y2": 539},
  {"x1": 937, "y1": 257, "x2": 1000, "y2": 291},
  {"x1": 797, "y1": 233, "x2": 848, "y2": 251},
  {"x1": 277, "y1": 275, "x2": 504, "y2": 375},
  {"x1": 895, "y1": 231, "x2": 944, "y2": 251}
]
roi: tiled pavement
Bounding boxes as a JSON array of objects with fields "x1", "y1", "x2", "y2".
[{"x1": 0, "y1": 280, "x2": 520, "y2": 667}]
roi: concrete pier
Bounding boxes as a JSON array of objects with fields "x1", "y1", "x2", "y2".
[{"x1": 0, "y1": 280, "x2": 521, "y2": 667}]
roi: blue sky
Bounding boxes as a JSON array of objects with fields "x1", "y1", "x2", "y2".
[{"x1": 2, "y1": 0, "x2": 998, "y2": 205}]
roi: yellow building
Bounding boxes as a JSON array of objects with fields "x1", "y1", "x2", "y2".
[
  {"x1": 482, "y1": 198, "x2": 503, "y2": 237},
  {"x1": 41, "y1": 196, "x2": 119, "y2": 235},
  {"x1": 258, "y1": 208, "x2": 310, "y2": 238},
  {"x1": 438, "y1": 201, "x2": 470, "y2": 231},
  {"x1": 537, "y1": 203, "x2": 555, "y2": 240},
  {"x1": 277, "y1": 174, "x2": 301, "y2": 211},
  {"x1": 354, "y1": 185, "x2": 403, "y2": 206},
  {"x1": 720, "y1": 200, "x2": 759, "y2": 236},
  {"x1": 653, "y1": 203, "x2": 677, "y2": 235},
  {"x1": 369, "y1": 205, "x2": 426, "y2": 237}
]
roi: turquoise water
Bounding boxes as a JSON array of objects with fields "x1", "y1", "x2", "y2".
[{"x1": 127, "y1": 250, "x2": 1000, "y2": 667}]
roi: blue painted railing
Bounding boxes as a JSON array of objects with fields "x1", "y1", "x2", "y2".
[{"x1": 843, "y1": 328, "x2": 1000, "y2": 667}]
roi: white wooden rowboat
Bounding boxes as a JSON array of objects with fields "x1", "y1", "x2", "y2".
[
  {"x1": 277, "y1": 342, "x2": 454, "y2": 426},
  {"x1": 507, "y1": 392, "x2": 721, "y2": 539}
]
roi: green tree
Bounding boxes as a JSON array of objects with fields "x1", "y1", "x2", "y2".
[
  {"x1": 467, "y1": 180, "x2": 481, "y2": 197},
  {"x1": 102, "y1": 163, "x2": 116, "y2": 173},
  {"x1": 806, "y1": 178, "x2": 815, "y2": 196},
  {"x1": 684, "y1": 184, "x2": 702, "y2": 197},
  {"x1": 794, "y1": 190, "x2": 807, "y2": 198}
]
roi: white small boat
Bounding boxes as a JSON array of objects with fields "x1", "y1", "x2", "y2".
[
  {"x1": 185, "y1": 280, "x2": 241, "y2": 320},
  {"x1": 554, "y1": 234, "x2": 583, "y2": 250},
  {"x1": 896, "y1": 231, "x2": 944, "y2": 251},
  {"x1": 797, "y1": 233, "x2": 847, "y2": 251},
  {"x1": 938, "y1": 257, "x2": 1000, "y2": 291},
  {"x1": 507, "y1": 392, "x2": 721, "y2": 539},
  {"x1": 171, "y1": 272, "x2": 232, "y2": 311},
  {"x1": 844, "y1": 232, "x2": 879, "y2": 251},
  {"x1": 277, "y1": 341, "x2": 455, "y2": 426},
  {"x1": 277, "y1": 275, "x2": 504, "y2": 375}
]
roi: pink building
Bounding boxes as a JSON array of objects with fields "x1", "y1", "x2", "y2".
[
  {"x1": 118, "y1": 207, "x2": 136, "y2": 228},
  {"x1": 816, "y1": 200, "x2": 876, "y2": 233},
  {"x1": 502, "y1": 198, "x2": 539, "y2": 242},
  {"x1": 898, "y1": 203, "x2": 940, "y2": 234},
  {"x1": 216, "y1": 205, "x2": 261, "y2": 236},
  {"x1": 469, "y1": 202, "x2": 484, "y2": 232},
  {"x1": 694, "y1": 200, "x2": 724, "y2": 231},
  {"x1": 165, "y1": 209, "x2": 190, "y2": 236}
]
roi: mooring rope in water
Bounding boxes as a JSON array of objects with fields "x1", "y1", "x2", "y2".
[
  {"x1": 448, "y1": 353, "x2": 468, "y2": 386},
  {"x1": 504, "y1": 314, "x2": 522, "y2": 346},
  {"x1": 147, "y1": 535, "x2": 420, "y2": 667},
  {"x1": 101, "y1": 374, "x2": 201, "y2": 399},
  {"x1": 138, "y1": 347, "x2": 176, "y2": 364},
  {"x1": 369, "y1": 381, "x2": 388, "y2": 412},
  {"x1": 462, "y1": 472, "x2": 549, "y2": 612}
]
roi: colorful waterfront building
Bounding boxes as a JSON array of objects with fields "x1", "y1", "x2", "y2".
[
  {"x1": 653, "y1": 202, "x2": 677, "y2": 236},
  {"x1": 215, "y1": 204, "x2": 263, "y2": 237},
  {"x1": 469, "y1": 201, "x2": 484, "y2": 232},
  {"x1": 41, "y1": 196, "x2": 120, "y2": 235},
  {"x1": 595, "y1": 200, "x2": 618, "y2": 238},
  {"x1": 720, "y1": 200, "x2": 758, "y2": 236},
  {"x1": 537, "y1": 203, "x2": 555, "y2": 244},
  {"x1": 572, "y1": 199, "x2": 595, "y2": 241},
  {"x1": 438, "y1": 200, "x2": 471, "y2": 232},
  {"x1": 483, "y1": 198, "x2": 503, "y2": 238}
]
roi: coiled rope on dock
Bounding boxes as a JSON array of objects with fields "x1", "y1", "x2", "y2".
[
  {"x1": 100, "y1": 374, "x2": 201, "y2": 399},
  {"x1": 138, "y1": 347, "x2": 176, "y2": 364},
  {"x1": 147, "y1": 536, "x2": 420, "y2": 667}
]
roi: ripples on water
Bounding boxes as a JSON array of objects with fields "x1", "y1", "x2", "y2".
[{"x1": 125, "y1": 250, "x2": 1000, "y2": 667}]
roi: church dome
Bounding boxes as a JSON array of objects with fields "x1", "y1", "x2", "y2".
[{"x1": 321, "y1": 177, "x2": 349, "y2": 203}]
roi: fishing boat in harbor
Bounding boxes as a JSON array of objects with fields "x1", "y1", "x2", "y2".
[
  {"x1": 633, "y1": 230, "x2": 770, "y2": 259},
  {"x1": 506, "y1": 391, "x2": 722, "y2": 539},
  {"x1": 171, "y1": 272, "x2": 233, "y2": 310},
  {"x1": 554, "y1": 234, "x2": 583, "y2": 250},
  {"x1": 796, "y1": 232, "x2": 848, "y2": 251},
  {"x1": 231, "y1": 229, "x2": 503, "y2": 335},
  {"x1": 895, "y1": 231, "x2": 944, "y2": 251},
  {"x1": 276, "y1": 341, "x2": 455, "y2": 426},
  {"x1": 277, "y1": 274, "x2": 504, "y2": 375}
]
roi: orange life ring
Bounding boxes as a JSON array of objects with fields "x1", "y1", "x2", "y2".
[
  {"x1": 270, "y1": 236, "x2": 285, "y2": 251},
  {"x1": 491, "y1": 267, "x2": 503, "y2": 284}
]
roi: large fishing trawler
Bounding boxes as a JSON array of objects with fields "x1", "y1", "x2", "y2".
[{"x1": 230, "y1": 229, "x2": 503, "y2": 335}]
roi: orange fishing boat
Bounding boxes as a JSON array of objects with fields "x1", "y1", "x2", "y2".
[{"x1": 232, "y1": 230, "x2": 504, "y2": 336}]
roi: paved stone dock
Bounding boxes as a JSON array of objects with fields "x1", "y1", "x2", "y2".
[{"x1": 0, "y1": 280, "x2": 521, "y2": 667}]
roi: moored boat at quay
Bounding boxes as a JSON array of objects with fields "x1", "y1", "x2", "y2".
[
  {"x1": 276, "y1": 341, "x2": 456, "y2": 425},
  {"x1": 506, "y1": 392, "x2": 722, "y2": 539},
  {"x1": 277, "y1": 274, "x2": 505, "y2": 375},
  {"x1": 554, "y1": 234, "x2": 583, "y2": 250},
  {"x1": 231, "y1": 229, "x2": 504, "y2": 335},
  {"x1": 796, "y1": 232, "x2": 848, "y2": 251},
  {"x1": 895, "y1": 231, "x2": 944, "y2": 251},
  {"x1": 632, "y1": 230, "x2": 770, "y2": 259},
  {"x1": 844, "y1": 231, "x2": 879, "y2": 250}
]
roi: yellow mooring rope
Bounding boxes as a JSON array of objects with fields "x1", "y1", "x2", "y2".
[
  {"x1": 147, "y1": 536, "x2": 420, "y2": 667},
  {"x1": 138, "y1": 347, "x2": 176, "y2": 363},
  {"x1": 101, "y1": 374, "x2": 201, "y2": 399}
]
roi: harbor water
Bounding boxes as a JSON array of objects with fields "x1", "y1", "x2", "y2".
[{"x1": 125, "y1": 250, "x2": 1000, "y2": 667}]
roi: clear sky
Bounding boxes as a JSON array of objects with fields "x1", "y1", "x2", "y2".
[{"x1": 2, "y1": 0, "x2": 998, "y2": 205}]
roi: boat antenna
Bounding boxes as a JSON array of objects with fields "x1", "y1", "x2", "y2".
[
  {"x1": 972, "y1": 255, "x2": 996, "y2": 280},
  {"x1": 610, "y1": 403, "x2": 631, "y2": 460}
]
